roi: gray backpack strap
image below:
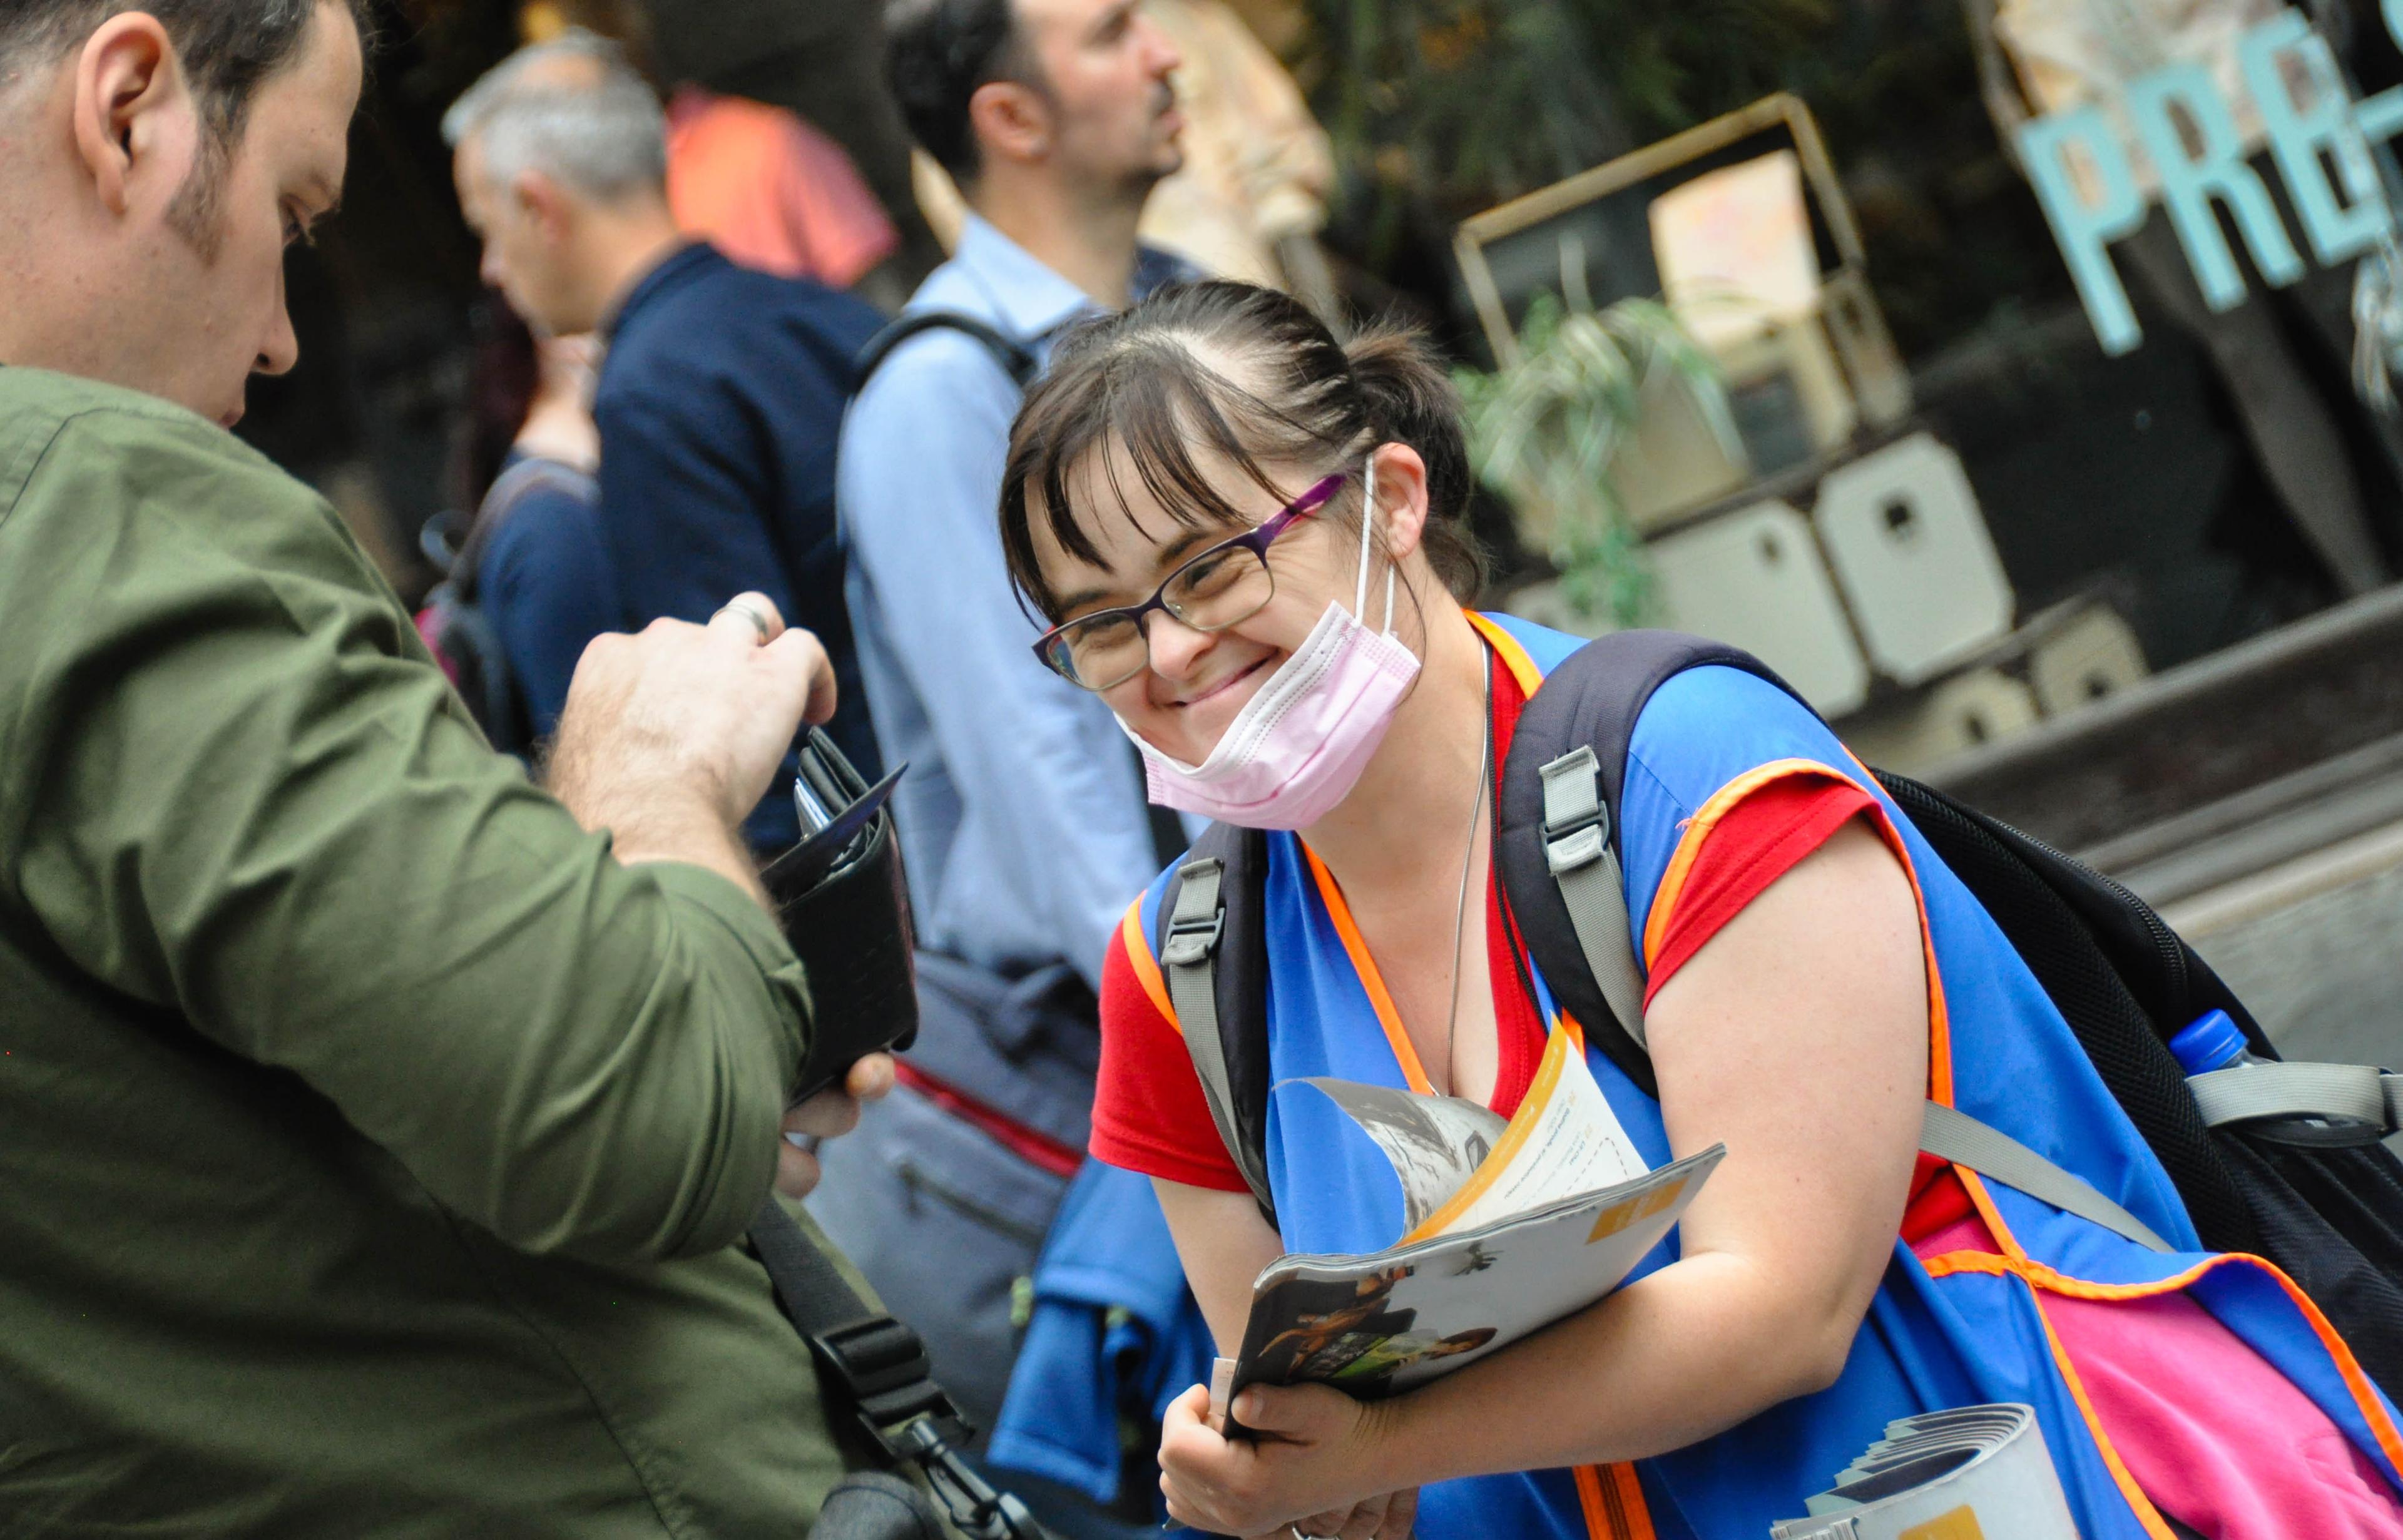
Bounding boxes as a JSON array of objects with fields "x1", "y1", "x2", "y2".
[
  {"x1": 2186, "y1": 1061, "x2": 2399, "y2": 1133},
  {"x1": 1538, "y1": 749, "x2": 2177, "y2": 1255},
  {"x1": 1161, "y1": 856, "x2": 1277, "y2": 1220},
  {"x1": 1537, "y1": 747, "x2": 1650, "y2": 1048},
  {"x1": 1920, "y1": 1103, "x2": 2172, "y2": 1252}
]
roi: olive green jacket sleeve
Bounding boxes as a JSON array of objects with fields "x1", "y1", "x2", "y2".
[{"x1": 0, "y1": 371, "x2": 810, "y2": 1262}]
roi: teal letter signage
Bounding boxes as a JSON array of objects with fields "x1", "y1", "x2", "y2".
[{"x1": 2022, "y1": 5, "x2": 2403, "y2": 355}]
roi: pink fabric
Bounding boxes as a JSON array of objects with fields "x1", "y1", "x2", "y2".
[
  {"x1": 2046, "y1": 1289, "x2": 2403, "y2": 1539},
  {"x1": 665, "y1": 88, "x2": 896, "y2": 288},
  {"x1": 1912, "y1": 1215, "x2": 2403, "y2": 1536}
]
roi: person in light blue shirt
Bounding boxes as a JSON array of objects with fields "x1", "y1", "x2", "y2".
[
  {"x1": 822, "y1": 3, "x2": 1196, "y2": 1530},
  {"x1": 839, "y1": 0, "x2": 1190, "y2": 995},
  {"x1": 840, "y1": 215, "x2": 1191, "y2": 988}
]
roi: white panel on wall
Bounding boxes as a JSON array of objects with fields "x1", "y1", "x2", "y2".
[
  {"x1": 1650, "y1": 499, "x2": 1870, "y2": 716},
  {"x1": 1812, "y1": 432, "x2": 2013, "y2": 686}
]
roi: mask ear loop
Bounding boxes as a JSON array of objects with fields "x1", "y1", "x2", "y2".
[{"x1": 1354, "y1": 449, "x2": 1399, "y2": 636}]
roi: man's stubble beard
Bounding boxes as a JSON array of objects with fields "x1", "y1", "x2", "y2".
[{"x1": 163, "y1": 129, "x2": 232, "y2": 265}]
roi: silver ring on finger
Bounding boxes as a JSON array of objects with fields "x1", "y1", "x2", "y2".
[{"x1": 713, "y1": 597, "x2": 773, "y2": 644}]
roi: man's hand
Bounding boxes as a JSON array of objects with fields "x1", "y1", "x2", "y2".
[
  {"x1": 774, "y1": 1053, "x2": 897, "y2": 1200},
  {"x1": 1158, "y1": 1381, "x2": 1416, "y2": 1539},
  {"x1": 547, "y1": 593, "x2": 836, "y2": 899}
]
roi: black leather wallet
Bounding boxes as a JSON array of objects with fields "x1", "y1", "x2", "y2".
[{"x1": 758, "y1": 730, "x2": 919, "y2": 1103}]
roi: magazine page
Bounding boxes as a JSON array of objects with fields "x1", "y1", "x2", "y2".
[
  {"x1": 1278, "y1": 1024, "x2": 1651, "y2": 1251},
  {"x1": 1290, "y1": 1079, "x2": 1509, "y2": 1237},
  {"x1": 1400, "y1": 1026, "x2": 1649, "y2": 1243},
  {"x1": 1231, "y1": 1145, "x2": 1723, "y2": 1402}
]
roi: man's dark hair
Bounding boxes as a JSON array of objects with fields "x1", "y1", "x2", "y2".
[
  {"x1": 884, "y1": 0, "x2": 1036, "y2": 184},
  {"x1": 0, "y1": 1, "x2": 372, "y2": 146},
  {"x1": 1, "y1": 1, "x2": 370, "y2": 255}
]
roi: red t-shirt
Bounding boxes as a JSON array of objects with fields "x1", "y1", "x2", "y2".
[{"x1": 1087, "y1": 653, "x2": 1880, "y2": 1195}]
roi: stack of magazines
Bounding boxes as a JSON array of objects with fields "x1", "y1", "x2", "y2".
[{"x1": 1770, "y1": 1403, "x2": 2077, "y2": 1539}]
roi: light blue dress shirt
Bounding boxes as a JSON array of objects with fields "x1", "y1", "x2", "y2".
[{"x1": 837, "y1": 214, "x2": 1193, "y2": 990}]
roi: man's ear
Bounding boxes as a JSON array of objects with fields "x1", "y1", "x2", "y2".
[
  {"x1": 70, "y1": 13, "x2": 196, "y2": 218},
  {"x1": 1371, "y1": 443, "x2": 1433, "y2": 561},
  {"x1": 514, "y1": 170, "x2": 571, "y2": 242},
  {"x1": 966, "y1": 79, "x2": 1051, "y2": 168}
]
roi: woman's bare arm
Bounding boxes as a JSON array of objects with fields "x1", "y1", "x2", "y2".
[
  {"x1": 1155, "y1": 1178, "x2": 1287, "y2": 1355},
  {"x1": 1158, "y1": 817, "x2": 1929, "y2": 1534}
]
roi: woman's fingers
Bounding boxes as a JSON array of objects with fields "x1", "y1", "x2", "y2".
[{"x1": 1374, "y1": 1488, "x2": 1418, "y2": 1540}]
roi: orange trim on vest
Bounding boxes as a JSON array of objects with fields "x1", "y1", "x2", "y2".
[
  {"x1": 1120, "y1": 901, "x2": 1178, "y2": 1031},
  {"x1": 1572, "y1": 1462, "x2": 1658, "y2": 1540},
  {"x1": 1300, "y1": 842, "x2": 1437, "y2": 1094},
  {"x1": 1467, "y1": 610, "x2": 1547, "y2": 698},
  {"x1": 2026, "y1": 1272, "x2": 2183, "y2": 1540},
  {"x1": 1640, "y1": 758, "x2": 1831, "y2": 966}
]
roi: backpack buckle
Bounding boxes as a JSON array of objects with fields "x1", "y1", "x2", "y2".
[
  {"x1": 1161, "y1": 907, "x2": 1225, "y2": 967},
  {"x1": 1538, "y1": 747, "x2": 1612, "y2": 877},
  {"x1": 1545, "y1": 820, "x2": 1610, "y2": 875},
  {"x1": 806, "y1": 1315, "x2": 972, "y2": 1457}
]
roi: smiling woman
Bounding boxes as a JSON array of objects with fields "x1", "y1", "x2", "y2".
[{"x1": 993, "y1": 278, "x2": 2403, "y2": 1540}]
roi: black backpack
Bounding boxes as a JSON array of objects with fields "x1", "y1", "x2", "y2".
[
  {"x1": 415, "y1": 456, "x2": 600, "y2": 760},
  {"x1": 1155, "y1": 630, "x2": 2403, "y2": 1402}
]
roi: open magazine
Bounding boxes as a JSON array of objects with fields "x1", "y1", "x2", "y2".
[{"x1": 1221, "y1": 1028, "x2": 1724, "y2": 1413}]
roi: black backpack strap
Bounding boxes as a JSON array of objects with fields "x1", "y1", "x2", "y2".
[
  {"x1": 1497, "y1": 633, "x2": 2179, "y2": 1254},
  {"x1": 1497, "y1": 631, "x2": 1798, "y2": 1096},
  {"x1": 747, "y1": 1197, "x2": 1041, "y2": 1540},
  {"x1": 854, "y1": 309, "x2": 1040, "y2": 392},
  {"x1": 1156, "y1": 823, "x2": 1277, "y2": 1229},
  {"x1": 452, "y1": 456, "x2": 600, "y2": 602}
]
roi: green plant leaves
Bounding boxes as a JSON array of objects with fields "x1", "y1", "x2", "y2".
[{"x1": 1455, "y1": 292, "x2": 1736, "y2": 628}]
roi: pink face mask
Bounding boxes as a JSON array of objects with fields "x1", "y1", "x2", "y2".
[{"x1": 1119, "y1": 457, "x2": 1422, "y2": 830}]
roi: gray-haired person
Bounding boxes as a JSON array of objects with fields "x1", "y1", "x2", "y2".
[
  {"x1": 449, "y1": 31, "x2": 887, "y2": 847},
  {"x1": 0, "y1": 1, "x2": 895, "y2": 1533}
]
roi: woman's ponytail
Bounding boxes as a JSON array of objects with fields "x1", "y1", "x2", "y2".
[{"x1": 1344, "y1": 325, "x2": 1486, "y2": 603}]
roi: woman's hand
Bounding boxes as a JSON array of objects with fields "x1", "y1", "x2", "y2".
[{"x1": 1157, "y1": 1381, "x2": 1417, "y2": 1539}]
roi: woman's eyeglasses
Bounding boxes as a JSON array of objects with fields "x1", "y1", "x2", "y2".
[{"x1": 1031, "y1": 472, "x2": 1349, "y2": 691}]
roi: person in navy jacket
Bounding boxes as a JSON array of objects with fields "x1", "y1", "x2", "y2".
[{"x1": 447, "y1": 29, "x2": 882, "y2": 849}]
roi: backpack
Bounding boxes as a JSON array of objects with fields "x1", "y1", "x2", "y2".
[
  {"x1": 854, "y1": 310, "x2": 1039, "y2": 392},
  {"x1": 1156, "y1": 629, "x2": 2403, "y2": 1403},
  {"x1": 414, "y1": 456, "x2": 599, "y2": 760}
]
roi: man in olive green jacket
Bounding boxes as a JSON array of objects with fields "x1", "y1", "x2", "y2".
[{"x1": 0, "y1": 4, "x2": 899, "y2": 1533}]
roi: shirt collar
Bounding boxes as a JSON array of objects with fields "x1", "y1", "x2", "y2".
[
  {"x1": 601, "y1": 240, "x2": 721, "y2": 342},
  {"x1": 951, "y1": 212, "x2": 1195, "y2": 345}
]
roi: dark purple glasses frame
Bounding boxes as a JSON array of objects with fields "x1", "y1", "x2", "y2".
[{"x1": 1031, "y1": 472, "x2": 1350, "y2": 688}]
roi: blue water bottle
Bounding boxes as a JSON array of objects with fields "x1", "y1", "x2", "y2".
[
  {"x1": 2167, "y1": 1009, "x2": 2260, "y2": 1077},
  {"x1": 2170, "y1": 1009, "x2": 2379, "y2": 1144}
]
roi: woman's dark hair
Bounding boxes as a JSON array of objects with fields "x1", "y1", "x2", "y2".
[
  {"x1": 885, "y1": 0, "x2": 1036, "y2": 184},
  {"x1": 999, "y1": 280, "x2": 1484, "y2": 621}
]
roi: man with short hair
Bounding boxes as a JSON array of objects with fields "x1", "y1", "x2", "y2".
[
  {"x1": 822, "y1": 0, "x2": 1189, "y2": 1438},
  {"x1": 0, "y1": 3, "x2": 889, "y2": 1531},
  {"x1": 447, "y1": 33, "x2": 885, "y2": 845}
]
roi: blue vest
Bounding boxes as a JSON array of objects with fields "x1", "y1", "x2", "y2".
[{"x1": 1125, "y1": 613, "x2": 2403, "y2": 1538}]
